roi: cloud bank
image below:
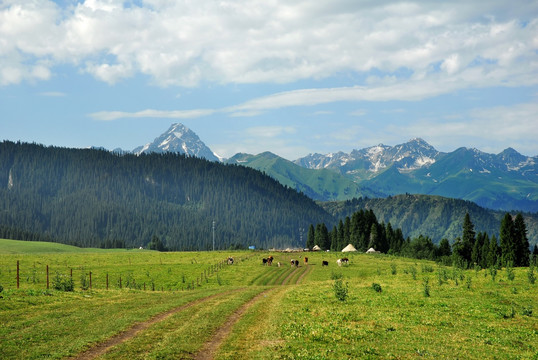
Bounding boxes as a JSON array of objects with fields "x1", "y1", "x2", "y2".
[{"x1": 1, "y1": 0, "x2": 537, "y2": 90}]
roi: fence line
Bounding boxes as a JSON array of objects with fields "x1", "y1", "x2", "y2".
[{"x1": 4, "y1": 256, "x2": 249, "y2": 292}]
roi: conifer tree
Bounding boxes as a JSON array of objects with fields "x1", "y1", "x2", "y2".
[
  {"x1": 500, "y1": 213, "x2": 516, "y2": 266},
  {"x1": 513, "y1": 213, "x2": 530, "y2": 267},
  {"x1": 480, "y1": 233, "x2": 490, "y2": 269},
  {"x1": 487, "y1": 235, "x2": 499, "y2": 268},
  {"x1": 306, "y1": 224, "x2": 315, "y2": 249}
]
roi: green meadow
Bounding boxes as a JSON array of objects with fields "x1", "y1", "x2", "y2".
[{"x1": 0, "y1": 239, "x2": 537, "y2": 359}]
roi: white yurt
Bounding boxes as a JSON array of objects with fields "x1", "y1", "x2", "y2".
[
  {"x1": 312, "y1": 245, "x2": 322, "y2": 251},
  {"x1": 366, "y1": 247, "x2": 379, "y2": 253},
  {"x1": 341, "y1": 243, "x2": 357, "y2": 252}
]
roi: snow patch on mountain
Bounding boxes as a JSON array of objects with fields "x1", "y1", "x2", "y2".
[{"x1": 133, "y1": 123, "x2": 220, "y2": 162}]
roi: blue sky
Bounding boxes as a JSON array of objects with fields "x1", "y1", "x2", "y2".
[{"x1": 1, "y1": 0, "x2": 537, "y2": 160}]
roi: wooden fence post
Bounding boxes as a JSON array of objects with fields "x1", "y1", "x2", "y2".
[{"x1": 46, "y1": 265, "x2": 49, "y2": 290}]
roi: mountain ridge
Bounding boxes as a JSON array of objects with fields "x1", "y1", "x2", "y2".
[{"x1": 130, "y1": 123, "x2": 537, "y2": 212}]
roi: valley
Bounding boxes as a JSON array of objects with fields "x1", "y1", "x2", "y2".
[{"x1": 1, "y1": 240, "x2": 537, "y2": 359}]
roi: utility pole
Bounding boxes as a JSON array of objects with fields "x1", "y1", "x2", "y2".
[{"x1": 212, "y1": 220, "x2": 215, "y2": 251}]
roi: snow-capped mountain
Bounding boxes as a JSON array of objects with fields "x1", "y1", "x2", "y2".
[
  {"x1": 295, "y1": 138, "x2": 442, "y2": 179},
  {"x1": 132, "y1": 123, "x2": 221, "y2": 162},
  {"x1": 294, "y1": 139, "x2": 538, "y2": 211}
]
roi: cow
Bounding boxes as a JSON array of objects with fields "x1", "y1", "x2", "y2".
[
  {"x1": 267, "y1": 255, "x2": 274, "y2": 266},
  {"x1": 294, "y1": 259, "x2": 299, "y2": 267},
  {"x1": 277, "y1": 262, "x2": 281, "y2": 267},
  {"x1": 322, "y1": 260, "x2": 329, "y2": 266},
  {"x1": 227, "y1": 257, "x2": 234, "y2": 265},
  {"x1": 337, "y1": 258, "x2": 349, "y2": 267},
  {"x1": 262, "y1": 258, "x2": 268, "y2": 265},
  {"x1": 304, "y1": 257, "x2": 309, "y2": 265},
  {"x1": 291, "y1": 259, "x2": 299, "y2": 267}
]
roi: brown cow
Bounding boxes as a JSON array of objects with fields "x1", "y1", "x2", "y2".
[{"x1": 304, "y1": 257, "x2": 309, "y2": 265}]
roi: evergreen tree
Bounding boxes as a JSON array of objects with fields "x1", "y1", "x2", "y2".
[
  {"x1": 330, "y1": 226, "x2": 338, "y2": 251},
  {"x1": 513, "y1": 213, "x2": 530, "y2": 267},
  {"x1": 368, "y1": 223, "x2": 379, "y2": 250},
  {"x1": 437, "y1": 238, "x2": 452, "y2": 257},
  {"x1": 337, "y1": 219, "x2": 345, "y2": 251},
  {"x1": 487, "y1": 235, "x2": 499, "y2": 268},
  {"x1": 500, "y1": 213, "x2": 516, "y2": 266},
  {"x1": 306, "y1": 224, "x2": 315, "y2": 249},
  {"x1": 480, "y1": 233, "x2": 490, "y2": 269},
  {"x1": 461, "y1": 213, "x2": 475, "y2": 263},
  {"x1": 319, "y1": 223, "x2": 330, "y2": 250}
]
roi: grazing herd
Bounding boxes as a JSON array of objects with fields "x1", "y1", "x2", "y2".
[{"x1": 258, "y1": 255, "x2": 350, "y2": 267}]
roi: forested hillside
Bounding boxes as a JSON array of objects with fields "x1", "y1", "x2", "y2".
[
  {"x1": 320, "y1": 194, "x2": 538, "y2": 246},
  {"x1": 0, "y1": 141, "x2": 332, "y2": 250}
]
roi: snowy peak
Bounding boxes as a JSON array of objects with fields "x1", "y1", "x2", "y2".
[
  {"x1": 296, "y1": 138, "x2": 441, "y2": 175},
  {"x1": 133, "y1": 123, "x2": 220, "y2": 162}
]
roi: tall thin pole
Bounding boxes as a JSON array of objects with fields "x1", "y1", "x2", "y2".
[{"x1": 212, "y1": 220, "x2": 215, "y2": 251}]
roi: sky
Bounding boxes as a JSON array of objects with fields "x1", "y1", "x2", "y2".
[{"x1": 1, "y1": 0, "x2": 537, "y2": 160}]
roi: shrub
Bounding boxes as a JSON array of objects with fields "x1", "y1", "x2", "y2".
[
  {"x1": 80, "y1": 272, "x2": 90, "y2": 290},
  {"x1": 506, "y1": 266, "x2": 515, "y2": 282},
  {"x1": 410, "y1": 266, "x2": 417, "y2": 280},
  {"x1": 423, "y1": 278, "x2": 430, "y2": 297},
  {"x1": 528, "y1": 265, "x2": 535, "y2": 285},
  {"x1": 331, "y1": 271, "x2": 343, "y2": 280},
  {"x1": 421, "y1": 264, "x2": 434, "y2": 273},
  {"x1": 52, "y1": 272, "x2": 74, "y2": 292},
  {"x1": 489, "y1": 266, "x2": 497, "y2": 282},
  {"x1": 333, "y1": 278, "x2": 348, "y2": 302},
  {"x1": 372, "y1": 283, "x2": 382, "y2": 293},
  {"x1": 465, "y1": 276, "x2": 472, "y2": 290},
  {"x1": 522, "y1": 306, "x2": 533, "y2": 317}
]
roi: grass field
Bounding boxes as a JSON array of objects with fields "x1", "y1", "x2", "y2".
[{"x1": 1, "y1": 239, "x2": 537, "y2": 359}]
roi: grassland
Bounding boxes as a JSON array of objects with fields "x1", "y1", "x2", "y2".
[{"x1": 1, "y1": 239, "x2": 537, "y2": 359}]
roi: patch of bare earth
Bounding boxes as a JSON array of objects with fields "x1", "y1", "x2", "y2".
[
  {"x1": 194, "y1": 289, "x2": 271, "y2": 360},
  {"x1": 72, "y1": 289, "x2": 243, "y2": 360}
]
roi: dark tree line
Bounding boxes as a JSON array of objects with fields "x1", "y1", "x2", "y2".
[
  {"x1": 308, "y1": 209, "x2": 535, "y2": 267},
  {"x1": 452, "y1": 212, "x2": 532, "y2": 268},
  {"x1": 0, "y1": 141, "x2": 332, "y2": 250}
]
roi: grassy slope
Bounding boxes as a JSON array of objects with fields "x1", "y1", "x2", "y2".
[
  {"x1": 227, "y1": 152, "x2": 372, "y2": 201},
  {"x1": 0, "y1": 238, "x2": 101, "y2": 254},
  {"x1": 0, "y1": 241, "x2": 537, "y2": 359}
]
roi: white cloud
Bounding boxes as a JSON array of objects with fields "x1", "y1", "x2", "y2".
[
  {"x1": 390, "y1": 102, "x2": 538, "y2": 156},
  {"x1": 38, "y1": 91, "x2": 66, "y2": 97},
  {"x1": 89, "y1": 108, "x2": 215, "y2": 121},
  {"x1": 1, "y1": 0, "x2": 537, "y2": 91}
]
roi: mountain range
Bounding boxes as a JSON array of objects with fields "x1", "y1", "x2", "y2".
[{"x1": 133, "y1": 123, "x2": 537, "y2": 213}]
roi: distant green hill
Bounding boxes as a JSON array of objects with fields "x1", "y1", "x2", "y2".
[
  {"x1": 0, "y1": 238, "x2": 91, "y2": 254},
  {"x1": 226, "y1": 152, "x2": 380, "y2": 201}
]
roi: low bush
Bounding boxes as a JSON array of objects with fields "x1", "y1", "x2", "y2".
[
  {"x1": 371, "y1": 283, "x2": 382, "y2": 293},
  {"x1": 333, "y1": 278, "x2": 348, "y2": 302},
  {"x1": 52, "y1": 273, "x2": 74, "y2": 292}
]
